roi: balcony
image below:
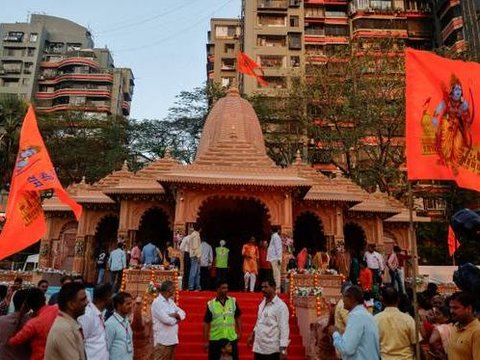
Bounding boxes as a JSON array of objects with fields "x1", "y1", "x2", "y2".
[
  {"x1": 122, "y1": 101, "x2": 130, "y2": 115},
  {"x1": 35, "y1": 88, "x2": 112, "y2": 99},
  {"x1": 37, "y1": 72, "x2": 114, "y2": 84},
  {"x1": 441, "y1": 16, "x2": 463, "y2": 41},
  {"x1": 40, "y1": 57, "x2": 100, "y2": 69},
  {"x1": 258, "y1": 0, "x2": 288, "y2": 10},
  {"x1": 36, "y1": 103, "x2": 112, "y2": 113}
]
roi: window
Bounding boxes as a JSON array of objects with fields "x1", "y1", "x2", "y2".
[
  {"x1": 69, "y1": 96, "x2": 86, "y2": 105},
  {"x1": 215, "y1": 25, "x2": 239, "y2": 39},
  {"x1": 305, "y1": 6, "x2": 325, "y2": 17},
  {"x1": 2, "y1": 47, "x2": 23, "y2": 57},
  {"x1": 290, "y1": 56, "x2": 300, "y2": 67},
  {"x1": 3, "y1": 32, "x2": 24, "y2": 42},
  {"x1": 66, "y1": 43, "x2": 82, "y2": 52},
  {"x1": 1, "y1": 78, "x2": 19, "y2": 87},
  {"x1": 224, "y1": 43, "x2": 235, "y2": 54},
  {"x1": 46, "y1": 42, "x2": 64, "y2": 54},
  {"x1": 289, "y1": 0, "x2": 301, "y2": 7},
  {"x1": 305, "y1": 24, "x2": 325, "y2": 35},
  {"x1": 325, "y1": 25, "x2": 349, "y2": 36},
  {"x1": 221, "y1": 77, "x2": 234, "y2": 87},
  {"x1": 221, "y1": 58, "x2": 235, "y2": 70},
  {"x1": 2, "y1": 61, "x2": 22, "y2": 74},
  {"x1": 290, "y1": 16, "x2": 299, "y2": 27},
  {"x1": 288, "y1": 33, "x2": 302, "y2": 50},
  {"x1": 261, "y1": 76, "x2": 286, "y2": 89},
  {"x1": 29, "y1": 33, "x2": 38, "y2": 42},
  {"x1": 257, "y1": 55, "x2": 285, "y2": 68},
  {"x1": 24, "y1": 62, "x2": 33, "y2": 74},
  {"x1": 257, "y1": 35, "x2": 286, "y2": 47},
  {"x1": 258, "y1": 14, "x2": 286, "y2": 27},
  {"x1": 27, "y1": 48, "x2": 35, "y2": 57},
  {"x1": 22, "y1": 78, "x2": 30, "y2": 85}
]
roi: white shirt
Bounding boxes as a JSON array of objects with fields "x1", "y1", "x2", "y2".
[
  {"x1": 151, "y1": 294, "x2": 186, "y2": 346},
  {"x1": 253, "y1": 295, "x2": 290, "y2": 355},
  {"x1": 179, "y1": 236, "x2": 190, "y2": 253},
  {"x1": 267, "y1": 232, "x2": 282, "y2": 262},
  {"x1": 78, "y1": 302, "x2": 109, "y2": 360},
  {"x1": 364, "y1": 251, "x2": 384, "y2": 271},
  {"x1": 200, "y1": 242, "x2": 213, "y2": 267}
]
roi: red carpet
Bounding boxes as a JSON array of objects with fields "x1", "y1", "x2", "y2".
[{"x1": 177, "y1": 291, "x2": 306, "y2": 359}]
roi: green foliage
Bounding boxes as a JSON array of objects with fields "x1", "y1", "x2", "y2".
[
  {"x1": 0, "y1": 94, "x2": 28, "y2": 188},
  {"x1": 416, "y1": 222, "x2": 449, "y2": 265},
  {"x1": 38, "y1": 112, "x2": 130, "y2": 184}
]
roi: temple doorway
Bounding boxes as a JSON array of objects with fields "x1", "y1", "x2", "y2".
[
  {"x1": 137, "y1": 208, "x2": 172, "y2": 253},
  {"x1": 95, "y1": 215, "x2": 119, "y2": 255},
  {"x1": 196, "y1": 196, "x2": 271, "y2": 290},
  {"x1": 344, "y1": 222, "x2": 367, "y2": 256},
  {"x1": 53, "y1": 222, "x2": 78, "y2": 271},
  {"x1": 293, "y1": 212, "x2": 326, "y2": 254}
]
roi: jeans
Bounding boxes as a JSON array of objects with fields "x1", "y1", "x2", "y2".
[
  {"x1": 188, "y1": 256, "x2": 201, "y2": 290},
  {"x1": 97, "y1": 267, "x2": 105, "y2": 285},
  {"x1": 111, "y1": 270, "x2": 123, "y2": 292},
  {"x1": 370, "y1": 268, "x2": 382, "y2": 286}
]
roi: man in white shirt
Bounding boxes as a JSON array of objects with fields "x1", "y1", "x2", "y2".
[
  {"x1": 267, "y1": 226, "x2": 283, "y2": 293},
  {"x1": 151, "y1": 280, "x2": 186, "y2": 360},
  {"x1": 78, "y1": 283, "x2": 113, "y2": 360},
  {"x1": 248, "y1": 278, "x2": 289, "y2": 359},
  {"x1": 200, "y1": 240, "x2": 213, "y2": 291},
  {"x1": 364, "y1": 244, "x2": 384, "y2": 286}
]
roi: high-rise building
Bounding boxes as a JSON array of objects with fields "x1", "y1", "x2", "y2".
[
  {"x1": 433, "y1": 0, "x2": 480, "y2": 59},
  {"x1": 207, "y1": 0, "x2": 434, "y2": 95},
  {"x1": 0, "y1": 14, "x2": 134, "y2": 117}
]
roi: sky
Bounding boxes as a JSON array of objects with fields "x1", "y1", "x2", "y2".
[{"x1": 1, "y1": 0, "x2": 241, "y2": 120}]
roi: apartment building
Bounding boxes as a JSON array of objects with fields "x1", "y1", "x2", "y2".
[
  {"x1": 207, "y1": 0, "x2": 434, "y2": 95},
  {"x1": 0, "y1": 14, "x2": 134, "y2": 117},
  {"x1": 434, "y1": 0, "x2": 480, "y2": 58}
]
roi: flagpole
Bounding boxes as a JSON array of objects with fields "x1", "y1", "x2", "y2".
[{"x1": 408, "y1": 180, "x2": 421, "y2": 360}]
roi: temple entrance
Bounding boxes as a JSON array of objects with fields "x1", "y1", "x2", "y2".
[
  {"x1": 95, "y1": 215, "x2": 119, "y2": 255},
  {"x1": 344, "y1": 222, "x2": 367, "y2": 256},
  {"x1": 53, "y1": 222, "x2": 78, "y2": 271},
  {"x1": 196, "y1": 196, "x2": 271, "y2": 290},
  {"x1": 137, "y1": 208, "x2": 172, "y2": 253},
  {"x1": 293, "y1": 212, "x2": 326, "y2": 254}
]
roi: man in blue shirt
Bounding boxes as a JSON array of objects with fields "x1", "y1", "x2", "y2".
[
  {"x1": 328, "y1": 285, "x2": 380, "y2": 360},
  {"x1": 105, "y1": 292, "x2": 133, "y2": 360},
  {"x1": 141, "y1": 241, "x2": 162, "y2": 265},
  {"x1": 108, "y1": 243, "x2": 127, "y2": 293}
]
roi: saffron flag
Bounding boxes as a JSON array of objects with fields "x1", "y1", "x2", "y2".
[
  {"x1": 0, "y1": 105, "x2": 82, "y2": 260},
  {"x1": 406, "y1": 48, "x2": 480, "y2": 190},
  {"x1": 447, "y1": 225, "x2": 460, "y2": 257},
  {"x1": 237, "y1": 52, "x2": 268, "y2": 87}
]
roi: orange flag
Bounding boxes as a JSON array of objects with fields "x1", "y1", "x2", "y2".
[
  {"x1": 447, "y1": 225, "x2": 460, "y2": 257},
  {"x1": 237, "y1": 52, "x2": 268, "y2": 87},
  {"x1": 0, "y1": 105, "x2": 82, "y2": 260},
  {"x1": 406, "y1": 48, "x2": 480, "y2": 190}
]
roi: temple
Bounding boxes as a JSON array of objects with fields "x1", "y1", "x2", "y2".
[{"x1": 40, "y1": 86, "x2": 427, "y2": 285}]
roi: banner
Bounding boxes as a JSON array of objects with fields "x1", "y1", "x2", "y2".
[
  {"x1": 0, "y1": 105, "x2": 82, "y2": 260},
  {"x1": 447, "y1": 225, "x2": 460, "y2": 257},
  {"x1": 237, "y1": 52, "x2": 268, "y2": 87},
  {"x1": 406, "y1": 48, "x2": 480, "y2": 190}
]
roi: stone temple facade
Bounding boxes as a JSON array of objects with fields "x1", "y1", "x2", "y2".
[{"x1": 40, "y1": 87, "x2": 428, "y2": 283}]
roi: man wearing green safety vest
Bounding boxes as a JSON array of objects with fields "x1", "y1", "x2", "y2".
[
  {"x1": 203, "y1": 280, "x2": 242, "y2": 360},
  {"x1": 215, "y1": 240, "x2": 229, "y2": 284}
]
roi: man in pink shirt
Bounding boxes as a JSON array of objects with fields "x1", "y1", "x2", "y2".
[{"x1": 130, "y1": 240, "x2": 142, "y2": 267}]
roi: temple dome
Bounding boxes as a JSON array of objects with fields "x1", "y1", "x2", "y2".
[{"x1": 195, "y1": 87, "x2": 275, "y2": 167}]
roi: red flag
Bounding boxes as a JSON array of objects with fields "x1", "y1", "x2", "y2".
[
  {"x1": 0, "y1": 105, "x2": 82, "y2": 260},
  {"x1": 447, "y1": 225, "x2": 460, "y2": 257},
  {"x1": 237, "y1": 52, "x2": 268, "y2": 87},
  {"x1": 406, "y1": 48, "x2": 480, "y2": 191}
]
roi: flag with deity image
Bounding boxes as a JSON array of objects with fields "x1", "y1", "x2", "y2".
[
  {"x1": 406, "y1": 48, "x2": 480, "y2": 191},
  {"x1": 0, "y1": 105, "x2": 82, "y2": 259}
]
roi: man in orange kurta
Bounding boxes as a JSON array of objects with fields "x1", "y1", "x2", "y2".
[{"x1": 242, "y1": 237, "x2": 259, "y2": 292}]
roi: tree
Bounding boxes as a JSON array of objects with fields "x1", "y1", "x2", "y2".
[
  {"x1": 130, "y1": 82, "x2": 226, "y2": 166},
  {"x1": 306, "y1": 41, "x2": 406, "y2": 193},
  {"x1": 0, "y1": 94, "x2": 28, "y2": 189},
  {"x1": 38, "y1": 112, "x2": 130, "y2": 184}
]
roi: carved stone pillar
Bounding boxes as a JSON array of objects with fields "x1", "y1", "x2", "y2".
[
  {"x1": 73, "y1": 235, "x2": 86, "y2": 275},
  {"x1": 334, "y1": 207, "x2": 345, "y2": 247},
  {"x1": 84, "y1": 235, "x2": 96, "y2": 282},
  {"x1": 39, "y1": 240, "x2": 51, "y2": 268}
]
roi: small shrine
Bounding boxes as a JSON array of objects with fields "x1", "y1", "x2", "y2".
[{"x1": 39, "y1": 86, "x2": 428, "y2": 287}]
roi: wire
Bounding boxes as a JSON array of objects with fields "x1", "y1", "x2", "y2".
[
  {"x1": 94, "y1": 0, "x2": 201, "y2": 35},
  {"x1": 111, "y1": 0, "x2": 237, "y2": 53}
]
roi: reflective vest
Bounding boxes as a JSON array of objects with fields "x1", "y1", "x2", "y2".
[
  {"x1": 215, "y1": 247, "x2": 229, "y2": 269},
  {"x1": 208, "y1": 297, "x2": 237, "y2": 341}
]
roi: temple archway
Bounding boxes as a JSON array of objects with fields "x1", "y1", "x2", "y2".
[
  {"x1": 344, "y1": 222, "x2": 367, "y2": 256},
  {"x1": 95, "y1": 215, "x2": 119, "y2": 255},
  {"x1": 53, "y1": 222, "x2": 78, "y2": 271},
  {"x1": 293, "y1": 212, "x2": 326, "y2": 253},
  {"x1": 137, "y1": 208, "x2": 172, "y2": 252},
  {"x1": 196, "y1": 196, "x2": 271, "y2": 290}
]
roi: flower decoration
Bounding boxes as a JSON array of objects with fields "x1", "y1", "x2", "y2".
[{"x1": 293, "y1": 286, "x2": 323, "y2": 297}]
